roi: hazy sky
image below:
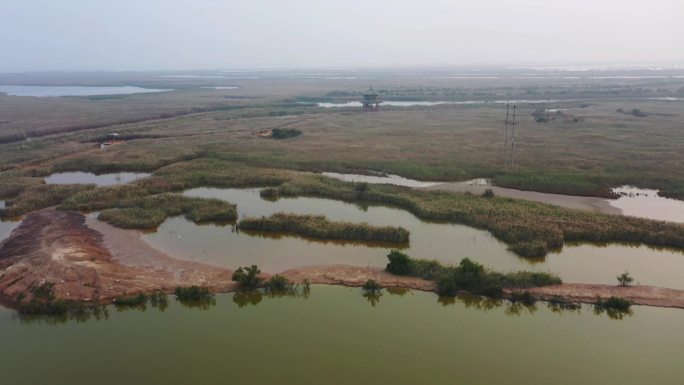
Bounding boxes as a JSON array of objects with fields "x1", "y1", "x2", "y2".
[{"x1": 1, "y1": 0, "x2": 682, "y2": 71}]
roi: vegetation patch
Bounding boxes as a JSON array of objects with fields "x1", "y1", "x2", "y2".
[
  {"x1": 94, "y1": 193, "x2": 236, "y2": 229},
  {"x1": 232, "y1": 265, "x2": 263, "y2": 290},
  {"x1": 385, "y1": 250, "x2": 561, "y2": 298},
  {"x1": 238, "y1": 213, "x2": 409, "y2": 244},
  {"x1": 271, "y1": 128, "x2": 302, "y2": 139},
  {"x1": 268, "y1": 175, "x2": 684, "y2": 256}
]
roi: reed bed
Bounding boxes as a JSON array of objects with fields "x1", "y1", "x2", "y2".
[
  {"x1": 98, "y1": 193, "x2": 236, "y2": 229},
  {"x1": 238, "y1": 213, "x2": 409, "y2": 243},
  {"x1": 265, "y1": 174, "x2": 684, "y2": 256}
]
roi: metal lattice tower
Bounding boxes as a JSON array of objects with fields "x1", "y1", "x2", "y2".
[{"x1": 503, "y1": 103, "x2": 517, "y2": 167}]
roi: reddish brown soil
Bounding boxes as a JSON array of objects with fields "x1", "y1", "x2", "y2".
[{"x1": 2, "y1": 209, "x2": 684, "y2": 310}]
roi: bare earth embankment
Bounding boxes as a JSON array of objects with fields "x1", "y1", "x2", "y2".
[{"x1": 1, "y1": 209, "x2": 683, "y2": 309}]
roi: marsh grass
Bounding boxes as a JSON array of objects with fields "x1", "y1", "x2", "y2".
[
  {"x1": 269, "y1": 175, "x2": 684, "y2": 256},
  {"x1": 96, "y1": 193, "x2": 237, "y2": 229},
  {"x1": 238, "y1": 213, "x2": 410, "y2": 243}
]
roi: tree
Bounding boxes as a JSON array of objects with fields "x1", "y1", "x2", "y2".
[
  {"x1": 232, "y1": 265, "x2": 262, "y2": 289},
  {"x1": 386, "y1": 250, "x2": 412, "y2": 275},
  {"x1": 617, "y1": 271, "x2": 634, "y2": 286}
]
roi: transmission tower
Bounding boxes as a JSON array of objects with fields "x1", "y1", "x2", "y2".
[{"x1": 503, "y1": 103, "x2": 517, "y2": 167}]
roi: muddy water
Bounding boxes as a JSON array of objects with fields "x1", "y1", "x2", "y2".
[
  {"x1": 141, "y1": 188, "x2": 684, "y2": 289},
  {"x1": 0, "y1": 285, "x2": 683, "y2": 385},
  {"x1": 45, "y1": 172, "x2": 150, "y2": 186},
  {"x1": 610, "y1": 186, "x2": 684, "y2": 223}
]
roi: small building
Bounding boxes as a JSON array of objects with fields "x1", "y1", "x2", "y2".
[{"x1": 362, "y1": 86, "x2": 382, "y2": 112}]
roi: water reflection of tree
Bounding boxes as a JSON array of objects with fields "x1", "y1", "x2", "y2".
[
  {"x1": 363, "y1": 291, "x2": 382, "y2": 307},
  {"x1": 18, "y1": 306, "x2": 109, "y2": 325},
  {"x1": 593, "y1": 307, "x2": 633, "y2": 320},
  {"x1": 232, "y1": 284, "x2": 312, "y2": 308}
]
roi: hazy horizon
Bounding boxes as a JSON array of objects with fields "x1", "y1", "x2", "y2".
[{"x1": 1, "y1": 0, "x2": 682, "y2": 72}]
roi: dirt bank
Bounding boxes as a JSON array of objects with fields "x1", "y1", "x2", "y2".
[
  {"x1": 426, "y1": 182, "x2": 621, "y2": 214},
  {"x1": 0, "y1": 209, "x2": 234, "y2": 306},
  {"x1": 522, "y1": 283, "x2": 684, "y2": 309}
]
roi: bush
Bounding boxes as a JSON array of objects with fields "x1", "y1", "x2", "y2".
[
  {"x1": 617, "y1": 271, "x2": 634, "y2": 286},
  {"x1": 362, "y1": 279, "x2": 382, "y2": 294},
  {"x1": 386, "y1": 250, "x2": 412, "y2": 275},
  {"x1": 385, "y1": 252, "x2": 561, "y2": 298},
  {"x1": 271, "y1": 128, "x2": 302, "y2": 139},
  {"x1": 174, "y1": 286, "x2": 214, "y2": 301},
  {"x1": 264, "y1": 275, "x2": 294, "y2": 293},
  {"x1": 482, "y1": 188, "x2": 495, "y2": 198},
  {"x1": 113, "y1": 294, "x2": 148, "y2": 309},
  {"x1": 232, "y1": 265, "x2": 262, "y2": 289}
]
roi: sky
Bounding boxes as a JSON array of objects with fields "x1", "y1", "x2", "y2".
[{"x1": 0, "y1": 0, "x2": 682, "y2": 71}]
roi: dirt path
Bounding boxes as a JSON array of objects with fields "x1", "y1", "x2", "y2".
[{"x1": 426, "y1": 182, "x2": 621, "y2": 214}]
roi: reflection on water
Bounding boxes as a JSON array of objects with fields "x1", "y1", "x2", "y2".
[
  {"x1": 609, "y1": 186, "x2": 684, "y2": 223},
  {"x1": 0, "y1": 286, "x2": 679, "y2": 385},
  {"x1": 45, "y1": 172, "x2": 151, "y2": 186},
  {"x1": 140, "y1": 188, "x2": 684, "y2": 289}
]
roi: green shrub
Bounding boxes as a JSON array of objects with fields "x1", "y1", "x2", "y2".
[
  {"x1": 271, "y1": 128, "x2": 302, "y2": 139},
  {"x1": 362, "y1": 279, "x2": 382, "y2": 294},
  {"x1": 617, "y1": 271, "x2": 634, "y2": 286},
  {"x1": 174, "y1": 286, "x2": 214, "y2": 301},
  {"x1": 264, "y1": 275, "x2": 295, "y2": 293},
  {"x1": 385, "y1": 252, "x2": 561, "y2": 298},
  {"x1": 232, "y1": 265, "x2": 262, "y2": 289}
]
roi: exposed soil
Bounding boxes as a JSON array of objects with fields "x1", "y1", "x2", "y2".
[
  {"x1": 0, "y1": 209, "x2": 234, "y2": 306},
  {"x1": 2, "y1": 209, "x2": 684, "y2": 310}
]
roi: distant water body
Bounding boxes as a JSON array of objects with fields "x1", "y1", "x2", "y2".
[{"x1": 0, "y1": 85, "x2": 170, "y2": 97}]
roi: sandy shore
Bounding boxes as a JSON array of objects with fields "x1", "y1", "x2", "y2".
[
  {"x1": 426, "y1": 182, "x2": 621, "y2": 214},
  {"x1": 2, "y1": 209, "x2": 684, "y2": 310}
]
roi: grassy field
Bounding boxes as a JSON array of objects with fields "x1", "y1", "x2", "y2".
[{"x1": 1, "y1": 70, "x2": 684, "y2": 226}]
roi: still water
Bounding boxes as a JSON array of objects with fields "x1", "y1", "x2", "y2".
[
  {"x1": 321, "y1": 171, "x2": 442, "y2": 187},
  {"x1": 0, "y1": 286, "x2": 682, "y2": 385},
  {"x1": 141, "y1": 188, "x2": 684, "y2": 288},
  {"x1": 0, "y1": 216, "x2": 20, "y2": 244},
  {"x1": 610, "y1": 186, "x2": 684, "y2": 223},
  {"x1": 45, "y1": 172, "x2": 150, "y2": 186},
  {"x1": 0, "y1": 85, "x2": 170, "y2": 97}
]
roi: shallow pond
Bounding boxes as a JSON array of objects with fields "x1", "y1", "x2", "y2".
[
  {"x1": 141, "y1": 188, "x2": 684, "y2": 288},
  {"x1": 45, "y1": 172, "x2": 150, "y2": 186},
  {"x1": 0, "y1": 85, "x2": 170, "y2": 97},
  {"x1": 609, "y1": 186, "x2": 684, "y2": 223},
  {"x1": 0, "y1": 285, "x2": 682, "y2": 385}
]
